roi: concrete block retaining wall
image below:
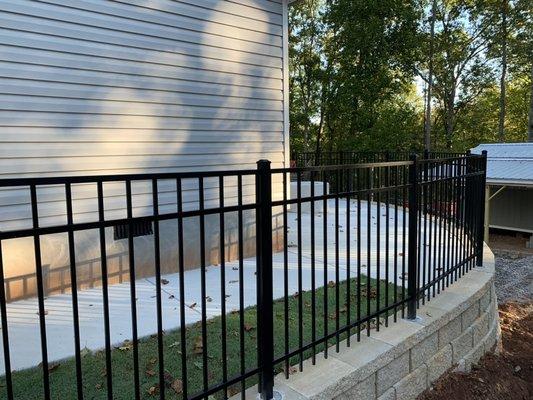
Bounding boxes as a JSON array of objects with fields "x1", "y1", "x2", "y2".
[{"x1": 238, "y1": 244, "x2": 500, "y2": 400}]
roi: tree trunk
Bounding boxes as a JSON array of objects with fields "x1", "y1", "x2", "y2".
[
  {"x1": 528, "y1": 65, "x2": 533, "y2": 142},
  {"x1": 445, "y1": 92, "x2": 456, "y2": 149},
  {"x1": 424, "y1": 0, "x2": 437, "y2": 151},
  {"x1": 314, "y1": 88, "x2": 326, "y2": 163},
  {"x1": 498, "y1": 0, "x2": 508, "y2": 142}
]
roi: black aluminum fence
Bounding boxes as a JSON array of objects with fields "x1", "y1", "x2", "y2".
[
  {"x1": 292, "y1": 150, "x2": 465, "y2": 168},
  {"x1": 0, "y1": 152, "x2": 486, "y2": 400}
]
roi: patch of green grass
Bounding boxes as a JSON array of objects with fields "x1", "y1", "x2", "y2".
[{"x1": 0, "y1": 276, "x2": 400, "y2": 399}]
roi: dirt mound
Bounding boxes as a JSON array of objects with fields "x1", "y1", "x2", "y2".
[{"x1": 417, "y1": 301, "x2": 533, "y2": 400}]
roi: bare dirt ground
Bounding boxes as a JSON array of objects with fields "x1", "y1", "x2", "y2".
[
  {"x1": 488, "y1": 231, "x2": 533, "y2": 256},
  {"x1": 417, "y1": 250, "x2": 533, "y2": 400}
]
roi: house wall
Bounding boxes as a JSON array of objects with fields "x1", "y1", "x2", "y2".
[
  {"x1": 0, "y1": 0, "x2": 290, "y2": 300},
  {"x1": 488, "y1": 186, "x2": 533, "y2": 233}
]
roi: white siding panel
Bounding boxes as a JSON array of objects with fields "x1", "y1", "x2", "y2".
[
  {"x1": 0, "y1": 12, "x2": 282, "y2": 64},
  {"x1": 0, "y1": 80, "x2": 282, "y2": 111},
  {"x1": 0, "y1": 46, "x2": 281, "y2": 88},
  {"x1": 0, "y1": 63, "x2": 282, "y2": 100},
  {"x1": 0, "y1": 96, "x2": 283, "y2": 121},
  {"x1": 0, "y1": 142, "x2": 284, "y2": 158},
  {"x1": 0, "y1": 128, "x2": 283, "y2": 143},
  {"x1": 1, "y1": 1, "x2": 281, "y2": 56},
  {"x1": 105, "y1": 0, "x2": 283, "y2": 33},
  {"x1": 0, "y1": 0, "x2": 287, "y2": 231},
  {"x1": 0, "y1": 28, "x2": 282, "y2": 69},
  {"x1": 0, "y1": 152, "x2": 285, "y2": 175},
  {"x1": 34, "y1": 0, "x2": 283, "y2": 39}
]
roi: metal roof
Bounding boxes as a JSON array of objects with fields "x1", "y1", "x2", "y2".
[{"x1": 471, "y1": 143, "x2": 533, "y2": 186}]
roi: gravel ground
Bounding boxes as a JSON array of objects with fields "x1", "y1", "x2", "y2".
[{"x1": 494, "y1": 253, "x2": 533, "y2": 303}]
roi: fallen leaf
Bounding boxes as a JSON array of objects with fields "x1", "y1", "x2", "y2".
[
  {"x1": 193, "y1": 361, "x2": 203, "y2": 370},
  {"x1": 161, "y1": 279, "x2": 169, "y2": 285},
  {"x1": 206, "y1": 296, "x2": 212, "y2": 302},
  {"x1": 170, "y1": 379, "x2": 183, "y2": 394},
  {"x1": 80, "y1": 347, "x2": 91, "y2": 357},
  {"x1": 117, "y1": 340, "x2": 133, "y2": 351},
  {"x1": 284, "y1": 365, "x2": 298, "y2": 375},
  {"x1": 190, "y1": 302, "x2": 197, "y2": 308},
  {"x1": 228, "y1": 386, "x2": 240, "y2": 396},
  {"x1": 229, "y1": 280, "x2": 239, "y2": 284},
  {"x1": 48, "y1": 363, "x2": 60, "y2": 373},
  {"x1": 193, "y1": 337, "x2": 203, "y2": 354},
  {"x1": 147, "y1": 385, "x2": 159, "y2": 396},
  {"x1": 244, "y1": 323, "x2": 255, "y2": 332},
  {"x1": 146, "y1": 369, "x2": 156, "y2": 377}
]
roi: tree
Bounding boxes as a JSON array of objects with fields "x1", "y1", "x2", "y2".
[
  {"x1": 498, "y1": 0, "x2": 508, "y2": 142},
  {"x1": 289, "y1": 0, "x2": 326, "y2": 154},
  {"x1": 323, "y1": 0, "x2": 421, "y2": 149},
  {"x1": 289, "y1": 0, "x2": 423, "y2": 155},
  {"x1": 510, "y1": 0, "x2": 533, "y2": 140},
  {"x1": 424, "y1": 0, "x2": 438, "y2": 151},
  {"x1": 288, "y1": 0, "x2": 532, "y2": 154},
  {"x1": 416, "y1": 0, "x2": 497, "y2": 149}
]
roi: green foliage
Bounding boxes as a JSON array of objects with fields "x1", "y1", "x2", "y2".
[
  {"x1": 289, "y1": 0, "x2": 423, "y2": 156},
  {"x1": 453, "y1": 72, "x2": 531, "y2": 148},
  {"x1": 289, "y1": 0, "x2": 532, "y2": 155}
]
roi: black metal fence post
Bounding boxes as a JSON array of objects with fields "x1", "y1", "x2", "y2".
[
  {"x1": 476, "y1": 150, "x2": 488, "y2": 266},
  {"x1": 407, "y1": 154, "x2": 419, "y2": 320},
  {"x1": 256, "y1": 160, "x2": 274, "y2": 400}
]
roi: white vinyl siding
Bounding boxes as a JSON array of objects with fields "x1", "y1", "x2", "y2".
[{"x1": 0, "y1": 0, "x2": 288, "y2": 230}]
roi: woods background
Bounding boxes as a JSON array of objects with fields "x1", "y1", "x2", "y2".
[{"x1": 289, "y1": 0, "x2": 533, "y2": 155}]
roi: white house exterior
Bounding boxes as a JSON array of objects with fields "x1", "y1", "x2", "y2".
[{"x1": 0, "y1": 0, "x2": 291, "y2": 300}]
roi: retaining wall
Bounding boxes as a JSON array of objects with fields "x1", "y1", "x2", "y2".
[{"x1": 239, "y1": 244, "x2": 500, "y2": 400}]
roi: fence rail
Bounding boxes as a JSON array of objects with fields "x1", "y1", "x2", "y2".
[
  {"x1": 292, "y1": 150, "x2": 466, "y2": 168},
  {"x1": 0, "y1": 152, "x2": 486, "y2": 400}
]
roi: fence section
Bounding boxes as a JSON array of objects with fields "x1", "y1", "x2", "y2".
[
  {"x1": 0, "y1": 153, "x2": 486, "y2": 400},
  {"x1": 292, "y1": 150, "x2": 465, "y2": 168}
]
